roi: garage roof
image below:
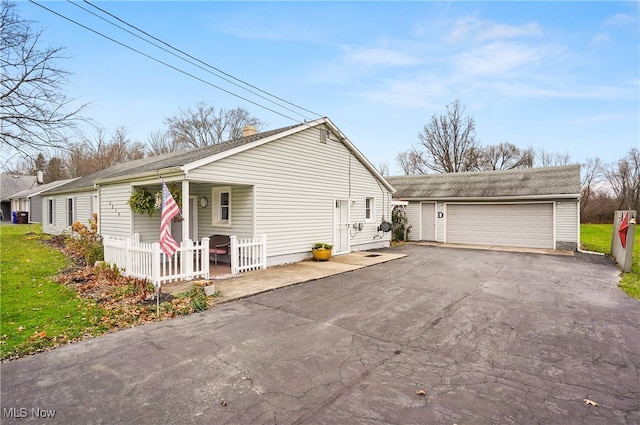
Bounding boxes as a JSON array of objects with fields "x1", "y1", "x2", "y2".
[{"x1": 387, "y1": 165, "x2": 580, "y2": 200}]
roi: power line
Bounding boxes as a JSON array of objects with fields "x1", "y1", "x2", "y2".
[
  {"x1": 27, "y1": 0, "x2": 310, "y2": 124},
  {"x1": 82, "y1": 0, "x2": 322, "y2": 119},
  {"x1": 67, "y1": 0, "x2": 318, "y2": 121}
]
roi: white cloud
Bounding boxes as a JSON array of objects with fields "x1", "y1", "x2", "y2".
[
  {"x1": 343, "y1": 47, "x2": 419, "y2": 67},
  {"x1": 360, "y1": 76, "x2": 448, "y2": 108},
  {"x1": 448, "y1": 17, "x2": 542, "y2": 43},
  {"x1": 565, "y1": 113, "x2": 626, "y2": 126},
  {"x1": 454, "y1": 42, "x2": 559, "y2": 78},
  {"x1": 591, "y1": 32, "x2": 612, "y2": 46},
  {"x1": 604, "y1": 13, "x2": 637, "y2": 27}
]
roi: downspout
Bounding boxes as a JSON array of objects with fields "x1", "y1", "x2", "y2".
[
  {"x1": 94, "y1": 184, "x2": 101, "y2": 236},
  {"x1": 181, "y1": 178, "x2": 190, "y2": 243}
]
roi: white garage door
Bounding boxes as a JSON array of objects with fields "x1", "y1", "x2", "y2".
[
  {"x1": 421, "y1": 202, "x2": 436, "y2": 241},
  {"x1": 446, "y1": 203, "x2": 554, "y2": 249}
]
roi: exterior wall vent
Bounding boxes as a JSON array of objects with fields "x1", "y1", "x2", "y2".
[{"x1": 320, "y1": 128, "x2": 328, "y2": 143}]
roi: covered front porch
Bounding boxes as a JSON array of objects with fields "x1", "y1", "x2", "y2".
[{"x1": 103, "y1": 234, "x2": 266, "y2": 288}]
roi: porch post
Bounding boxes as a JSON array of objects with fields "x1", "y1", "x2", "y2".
[
  {"x1": 181, "y1": 180, "x2": 190, "y2": 243},
  {"x1": 260, "y1": 234, "x2": 267, "y2": 269},
  {"x1": 230, "y1": 235, "x2": 238, "y2": 275},
  {"x1": 202, "y1": 237, "x2": 210, "y2": 279}
]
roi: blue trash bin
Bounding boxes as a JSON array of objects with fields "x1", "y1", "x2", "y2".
[{"x1": 11, "y1": 211, "x2": 17, "y2": 223}]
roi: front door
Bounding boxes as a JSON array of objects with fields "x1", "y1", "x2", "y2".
[{"x1": 334, "y1": 199, "x2": 350, "y2": 254}]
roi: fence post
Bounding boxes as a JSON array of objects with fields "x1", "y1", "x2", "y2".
[
  {"x1": 202, "y1": 237, "x2": 210, "y2": 279},
  {"x1": 125, "y1": 238, "x2": 132, "y2": 273},
  {"x1": 230, "y1": 235, "x2": 238, "y2": 275},
  {"x1": 185, "y1": 239, "x2": 193, "y2": 276},
  {"x1": 260, "y1": 234, "x2": 267, "y2": 269},
  {"x1": 152, "y1": 242, "x2": 161, "y2": 288},
  {"x1": 103, "y1": 236, "x2": 109, "y2": 263}
]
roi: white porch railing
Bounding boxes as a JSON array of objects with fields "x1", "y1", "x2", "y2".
[
  {"x1": 103, "y1": 236, "x2": 210, "y2": 287},
  {"x1": 103, "y1": 234, "x2": 267, "y2": 286},
  {"x1": 230, "y1": 235, "x2": 267, "y2": 274}
]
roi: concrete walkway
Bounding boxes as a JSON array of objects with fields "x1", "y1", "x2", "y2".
[{"x1": 163, "y1": 250, "x2": 407, "y2": 302}]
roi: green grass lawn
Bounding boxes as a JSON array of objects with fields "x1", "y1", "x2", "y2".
[
  {"x1": 0, "y1": 224, "x2": 108, "y2": 360},
  {"x1": 581, "y1": 223, "x2": 640, "y2": 300}
]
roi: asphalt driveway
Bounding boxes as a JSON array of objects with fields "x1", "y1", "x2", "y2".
[{"x1": 2, "y1": 245, "x2": 638, "y2": 424}]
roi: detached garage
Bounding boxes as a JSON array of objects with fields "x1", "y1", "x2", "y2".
[{"x1": 387, "y1": 165, "x2": 581, "y2": 251}]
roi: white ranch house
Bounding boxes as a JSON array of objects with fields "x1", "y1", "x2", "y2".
[{"x1": 41, "y1": 118, "x2": 395, "y2": 283}]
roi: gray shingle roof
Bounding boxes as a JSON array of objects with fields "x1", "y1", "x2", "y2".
[
  {"x1": 386, "y1": 165, "x2": 581, "y2": 199},
  {"x1": 9, "y1": 178, "x2": 77, "y2": 199},
  {"x1": 43, "y1": 124, "x2": 300, "y2": 195},
  {"x1": 0, "y1": 173, "x2": 38, "y2": 201}
]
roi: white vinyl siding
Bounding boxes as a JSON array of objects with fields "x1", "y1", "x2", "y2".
[
  {"x1": 99, "y1": 184, "x2": 131, "y2": 238},
  {"x1": 42, "y1": 192, "x2": 96, "y2": 235},
  {"x1": 445, "y1": 203, "x2": 554, "y2": 249},
  {"x1": 187, "y1": 127, "x2": 391, "y2": 258},
  {"x1": 436, "y1": 202, "x2": 445, "y2": 242},
  {"x1": 555, "y1": 199, "x2": 579, "y2": 245},
  {"x1": 197, "y1": 185, "x2": 253, "y2": 239},
  {"x1": 404, "y1": 202, "x2": 421, "y2": 242}
]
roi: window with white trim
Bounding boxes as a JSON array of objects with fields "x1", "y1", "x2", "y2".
[
  {"x1": 67, "y1": 198, "x2": 74, "y2": 226},
  {"x1": 212, "y1": 186, "x2": 231, "y2": 226},
  {"x1": 365, "y1": 197, "x2": 375, "y2": 222},
  {"x1": 48, "y1": 199, "x2": 54, "y2": 225}
]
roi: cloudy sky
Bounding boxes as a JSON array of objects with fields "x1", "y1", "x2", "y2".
[{"x1": 17, "y1": 1, "x2": 639, "y2": 174}]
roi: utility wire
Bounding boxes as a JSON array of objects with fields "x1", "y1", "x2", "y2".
[
  {"x1": 28, "y1": 0, "x2": 304, "y2": 123},
  {"x1": 83, "y1": 0, "x2": 322, "y2": 119},
  {"x1": 68, "y1": 0, "x2": 317, "y2": 121}
]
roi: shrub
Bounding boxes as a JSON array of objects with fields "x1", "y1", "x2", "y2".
[
  {"x1": 65, "y1": 214, "x2": 103, "y2": 266},
  {"x1": 392, "y1": 207, "x2": 411, "y2": 242}
]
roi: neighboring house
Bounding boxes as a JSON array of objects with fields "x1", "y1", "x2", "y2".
[
  {"x1": 387, "y1": 165, "x2": 581, "y2": 251},
  {"x1": 41, "y1": 117, "x2": 395, "y2": 267},
  {"x1": 9, "y1": 179, "x2": 77, "y2": 224},
  {"x1": 0, "y1": 173, "x2": 38, "y2": 222}
]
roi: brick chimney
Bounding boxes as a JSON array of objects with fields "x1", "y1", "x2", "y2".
[{"x1": 242, "y1": 125, "x2": 257, "y2": 137}]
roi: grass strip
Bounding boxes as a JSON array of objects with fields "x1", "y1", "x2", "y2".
[
  {"x1": 0, "y1": 224, "x2": 108, "y2": 360},
  {"x1": 581, "y1": 223, "x2": 640, "y2": 300}
]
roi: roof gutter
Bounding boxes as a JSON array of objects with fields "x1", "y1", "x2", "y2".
[
  {"x1": 93, "y1": 167, "x2": 184, "y2": 185},
  {"x1": 396, "y1": 193, "x2": 581, "y2": 202}
]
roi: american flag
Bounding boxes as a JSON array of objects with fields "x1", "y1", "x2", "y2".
[{"x1": 160, "y1": 180, "x2": 180, "y2": 257}]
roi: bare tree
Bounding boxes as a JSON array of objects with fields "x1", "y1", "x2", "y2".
[
  {"x1": 165, "y1": 102, "x2": 264, "y2": 149},
  {"x1": 473, "y1": 143, "x2": 534, "y2": 171},
  {"x1": 396, "y1": 147, "x2": 429, "y2": 175},
  {"x1": 376, "y1": 162, "x2": 389, "y2": 177},
  {"x1": 147, "y1": 130, "x2": 182, "y2": 156},
  {"x1": 66, "y1": 127, "x2": 145, "y2": 177},
  {"x1": 603, "y1": 148, "x2": 640, "y2": 211},
  {"x1": 416, "y1": 100, "x2": 479, "y2": 173},
  {"x1": 0, "y1": 1, "x2": 86, "y2": 157},
  {"x1": 580, "y1": 157, "x2": 602, "y2": 214},
  {"x1": 536, "y1": 148, "x2": 571, "y2": 167}
]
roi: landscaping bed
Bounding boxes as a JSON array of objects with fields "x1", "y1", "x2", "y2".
[{"x1": 1, "y1": 224, "x2": 217, "y2": 362}]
